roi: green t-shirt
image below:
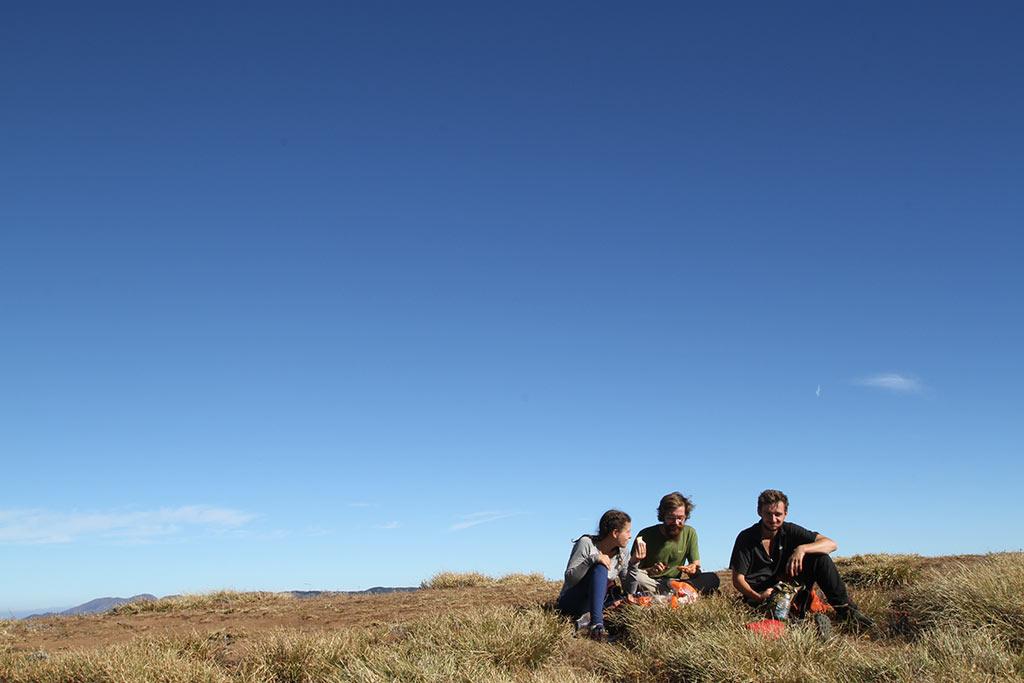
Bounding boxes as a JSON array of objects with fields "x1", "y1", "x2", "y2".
[{"x1": 635, "y1": 524, "x2": 701, "y2": 579}]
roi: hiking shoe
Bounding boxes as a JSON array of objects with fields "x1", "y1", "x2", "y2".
[
  {"x1": 837, "y1": 605, "x2": 874, "y2": 632},
  {"x1": 588, "y1": 624, "x2": 609, "y2": 643},
  {"x1": 812, "y1": 612, "x2": 832, "y2": 640},
  {"x1": 574, "y1": 612, "x2": 592, "y2": 636}
]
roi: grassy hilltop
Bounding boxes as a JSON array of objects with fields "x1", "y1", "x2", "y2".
[{"x1": 1, "y1": 553, "x2": 1022, "y2": 682}]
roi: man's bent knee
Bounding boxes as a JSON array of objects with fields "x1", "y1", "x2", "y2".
[{"x1": 633, "y1": 568, "x2": 659, "y2": 593}]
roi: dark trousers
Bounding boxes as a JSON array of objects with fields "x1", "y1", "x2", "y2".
[
  {"x1": 683, "y1": 571, "x2": 721, "y2": 595},
  {"x1": 557, "y1": 563, "x2": 610, "y2": 627},
  {"x1": 750, "y1": 553, "x2": 850, "y2": 608}
]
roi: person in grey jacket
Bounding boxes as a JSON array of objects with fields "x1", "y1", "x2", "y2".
[{"x1": 557, "y1": 509, "x2": 647, "y2": 640}]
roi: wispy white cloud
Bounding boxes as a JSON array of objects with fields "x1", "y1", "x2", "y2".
[
  {"x1": 0, "y1": 505, "x2": 256, "y2": 545},
  {"x1": 375, "y1": 521, "x2": 401, "y2": 530},
  {"x1": 853, "y1": 373, "x2": 924, "y2": 394},
  {"x1": 449, "y1": 511, "x2": 522, "y2": 532}
]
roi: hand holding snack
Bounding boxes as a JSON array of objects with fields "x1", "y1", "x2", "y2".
[{"x1": 630, "y1": 537, "x2": 647, "y2": 564}]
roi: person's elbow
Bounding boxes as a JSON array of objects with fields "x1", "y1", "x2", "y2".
[
  {"x1": 813, "y1": 534, "x2": 838, "y2": 555},
  {"x1": 730, "y1": 571, "x2": 743, "y2": 590}
]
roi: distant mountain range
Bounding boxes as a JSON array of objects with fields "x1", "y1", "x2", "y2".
[
  {"x1": 26, "y1": 594, "x2": 157, "y2": 619},
  {"x1": 19, "y1": 587, "x2": 418, "y2": 619}
]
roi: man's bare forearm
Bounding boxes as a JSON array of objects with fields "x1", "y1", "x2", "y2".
[
  {"x1": 731, "y1": 571, "x2": 762, "y2": 601},
  {"x1": 800, "y1": 534, "x2": 837, "y2": 556}
]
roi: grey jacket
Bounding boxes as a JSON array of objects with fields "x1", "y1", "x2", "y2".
[{"x1": 559, "y1": 534, "x2": 641, "y2": 599}]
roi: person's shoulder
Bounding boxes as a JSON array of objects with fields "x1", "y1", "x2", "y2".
[
  {"x1": 637, "y1": 524, "x2": 661, "y2": 539},
  {"x1": 782, "y1": 522, "x2": 817, "y2": 538},
  {"x1": 729, "y1": 523, "x2": 759, "y2": 567},
  {"x1": 734, "y1": 522, "x2": 760, "y2": 543},
  {"x1": 738, "y1": 521, "x2": 760, "y2": 536},
  {"x1": 572, "y1": 534, "x2": 597, "y2": 549}
]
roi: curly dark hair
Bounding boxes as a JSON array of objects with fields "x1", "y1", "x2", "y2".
[
  {"x1": 597, "y1": 509, "x2": 631, "y2": 540},
  {"x1": 656, "y1": 492, "x2": 695, "y2": 521},
  {"x1": 757, "y1": 489, "x2": 789, "y2": 512}
]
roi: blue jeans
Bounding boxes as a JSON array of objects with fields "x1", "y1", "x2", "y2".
[{"x1": 557, "y1": 563, "x2": 610, "y2": 627}]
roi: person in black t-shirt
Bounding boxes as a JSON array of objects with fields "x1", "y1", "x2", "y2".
[{"x1": 729, "y1": 489, "x2": 873, "y2": 628}]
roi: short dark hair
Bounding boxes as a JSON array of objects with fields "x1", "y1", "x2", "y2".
[
  {"x1": 597, "y1": 509, "x2": 631, "y2": 540},
  {"x1": 657, "y1": 492, "x2": 695, "y2": 521},
  {"x1": 757, "y1": 489, "x2": 789, "y2": 512}
]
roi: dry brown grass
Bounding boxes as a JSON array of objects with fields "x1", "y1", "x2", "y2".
[
  {"x1": 834, "y1": 553, "x2": 923, "y2": 588},
  {"x1": 496, "y1": 573, "x2": 549, "y2": 587},
  {"x1": 0, "y1": 633, "x2": 232, "y2": 683},
  {"x1": 112, "y1": 591, "x2": 296, "y2": 615},
  {"x1": 899, "y1": 552, "x2": 1024, "y2": 648},
  {"x1": 3, "y1": 553, "x2": 1023, "y2": 682},
  {"x1": 420, "y1": 571, "x2": 551, "y2": 590},
  {"x1": 420, "y1": 571, "x2": 494, "y2": 589}
]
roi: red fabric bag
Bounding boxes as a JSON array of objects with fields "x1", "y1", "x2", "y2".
[{"x1": 745, "y1": 618, "x2": 786, "y2": 639}]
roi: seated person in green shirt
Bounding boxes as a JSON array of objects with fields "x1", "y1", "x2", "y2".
[{"x1": 628, "y1": 491, "x2": 720, "y2": 595}]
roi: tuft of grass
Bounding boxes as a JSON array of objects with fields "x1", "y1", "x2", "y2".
[
  {"x1": 236, "y1": 607, "x2": 570, "y2": 682},
  {"x1": 112, "y1": 591, "x2": 295, "y2": 615},
  {"x1": 835, "y1": 554, "x2": 923, "y2": 588},
  {"x1": 420, "y1": 572, "x2": 496, "y2": 589},
  {"x1": 235, "y1": 629, "x2": 382, "y2": 682},
  {"x1": 410, "y1": 606, "x2": 566, "y2": 670},
  {"x1": 420, "y1": 571, "x2": 551, "y2": 590},
  {"x1": 607, "y1": 594, "x2": 887, "y2": 682},
  {"x1": 617, "y1": 606, "x2": 877, "y2": 683},
  {"x1": 0, "y1": 634, "x2": 232, "y2": 683},
  {"x1": 903, "y1": 626, "x2": 1024, "y2": 680},
  {"x1": 496, "y1": 572, "x2": 548, "y2": 587},
  {"x1": 900, "y1": 552, "x2": 1024, "y2": 648}
]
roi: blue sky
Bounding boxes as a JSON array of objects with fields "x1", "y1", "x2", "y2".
[{"x1": 2, "y1": 2, "x2": 1022, "y2": 612}]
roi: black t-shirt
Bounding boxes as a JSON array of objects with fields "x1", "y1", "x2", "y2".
[{"x1": 729, "y1": 522, "x2": 818, "y2": 590}]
